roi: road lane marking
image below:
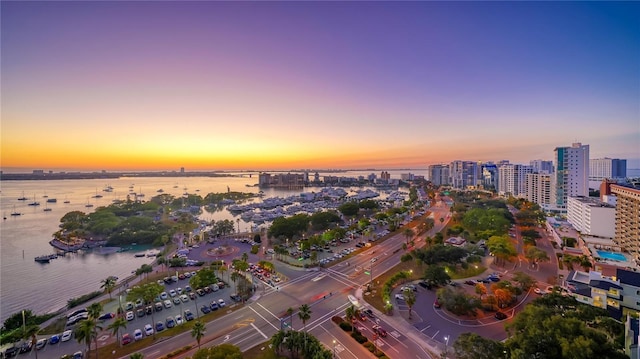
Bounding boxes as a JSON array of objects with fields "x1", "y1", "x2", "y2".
[
  {"x1": 247, "y1": 306, "x2": 279, "y2": 330},
  {"x1": 311, "y1": 274, "x2": 326, "y2": 282},
  {"x1": 251, "y1": 322, "x2": 268, "y2": 339},
  {"x1": 255, "y1": 302, "x2": 281, "y2": 320}
]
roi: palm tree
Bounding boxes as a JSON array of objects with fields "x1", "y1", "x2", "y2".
[
  {"x1": 403, "y1": 288, "x2": 416, "y2": 319},
  {"x1": 241, "y1": 252, "x2": 249, "y2": 263},
  {"x1": 403, "y1": 228, "x2": 414, "y2": 245},
  {"x1": 130, "y1": 353, "x2": 144, "y2": 359},
  {"x1": 100, "y1": 276, "x2": 117, "y2": 300},
  {"x1": 108, "y1": 317, "x2": 128, "y2": 347},
  {"x1": 298, "y1": 304, "x2": 312, "y2": 332},
  {"x1": 191, "y1": 320, "x2": 206, "y2": 350},
  {"x1": 344, "y1": 305, "x2": 357, "y2": 332},
  {"x1": 87, "y1": 302, "x2": 103, "y2": 320},
  {"x1": 22, "y1": 324, "x2": 40, "y2": 359},
  {"x1": 75, "y1": 318, "x2": 103, "y2": 359},
  {"x1": 285, "y1": 307, "x2": 294, "y2": 330}
]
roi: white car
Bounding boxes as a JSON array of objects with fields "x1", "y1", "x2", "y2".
[
  {"x1": 175, "y1": 315, "x2": 184, "y2": 325},
  {"x1": 180, "y1": 294, "x2": 189, "y2": 303},
  {"x1": 160, "y1": 292, "x2": 168, "y2": 300},
  {"x1": 176, "y1": 287, "x2": 183, "y2": 294},
  {"x1": 168, "y1": 289, "x2": 177, "y2": 297},
  {"x1": 144, "y1": 324, "x2": 154, "y2": 336},
  {"x1": 133, "y1": 329, "x2": 143, "y2": 341},
  {"x1": 394, "y1": 293, "x2": 405, "y2": 301},
  {"x1": 125, "y1": 311, "x2": 135, "y2": 321},
  {"x1": 61, "y1": 330, "x2": 73, "y2": 342},
  {"x1": 163, "y1": 299, "x2": 172, "y2": 308},
  {"x1": 218, "y1": 299, "x2": 226, "y2": 307}
]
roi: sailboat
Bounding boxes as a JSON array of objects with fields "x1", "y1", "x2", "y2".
[
  {"x1": 92, "y1": 189, "x2": 103, "y2": 198},
  {"x1": 85, "y1": 197, "x2": 94, "y2": 208},
  {"x1": 28, "y1": 195, "x2": 40, "y2": 206},
  {"x1": 10, "y1": 206, "x2": 21, "y2": 216},
  {"x1": 43, "y1": 202, "x2": 52, "y2": 212},
  {"x1": 17, "y1": 191, "x2": 27, "y2": 201},
  {"x1": 63, "y1": 196, "x2": 70, "y2": 204}
]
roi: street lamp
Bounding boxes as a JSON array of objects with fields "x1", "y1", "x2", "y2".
[
  {"x1": 444, "y1": 335, "x2": 449, "y2": 359},
  {"x1": 333, "y1": 339, "x2": 336, "y2": 358}
]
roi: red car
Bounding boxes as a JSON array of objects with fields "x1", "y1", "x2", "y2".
[
  {"x1": 433, "y1": 298, "x2": 442, "y2": 308},
  {"x1": 372, "y1": 325, "x2": 387, "y2": 338},
  {"x1": 121, "y1": 333, "x2": 132, "y2": 345}
]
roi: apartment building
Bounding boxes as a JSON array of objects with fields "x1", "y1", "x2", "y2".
[
  {"x1": 568, "y1": 268, "x2": 640, "y2": 319},
  {"x1": 497, "y1": 164, "x2": 532, "y2": 197},
  {"x1": 551, "y1": 142, "x2": 589, "y2": 211},
  {"x1": 526, "y1": 172, "x2": 552, "y2": 210},
  {"x1": 611, "y1": 184, "x2": 640, "y2": 265},
  {"x1": 427, "y1": 164, "x2": 450, "y2": 186},
  {"x1": 449, "y1": 161, "x2": 478, "y2": 189},
  {"x1": 566, "y1": 196, "x2": 615, "y2": 238}
]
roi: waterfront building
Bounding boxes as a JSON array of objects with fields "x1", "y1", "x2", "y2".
[
  {"x1": 497, "y1": 164, "x2": 532, "y2": 197},
  {"x1": 590, "y1": 158, "x2": 627, "y2": 189},
  {"x1": 525, "y1": 172, "x2": 552, "y2": 210},
  {"x1": 427, "y1": 164, "x2": 450, "y2": 186},
  {"x1": 551, "y1": 142, "x2": 589, "y2": 211},
  {"x1": 567, "y1": 268, "x2": 640, "y2": 319},
  {"x1": 530, "y1": 159, "x2": 554, "y2": 173},
  {"x1": 566, "y1": 196, "x2": 615, "y2": 238},
  {"x1": 258, "y1": 172, "x2": 305, "y2": 188},
  {"x1": 449, "y1": 161, "x2": 478, "y2": 189},
  {"x1": 611, "y1": 184, "x2": 640, "y2": 265},
  {"x1": 400, "y1": 173, "x2": 414, "y2": 181}
]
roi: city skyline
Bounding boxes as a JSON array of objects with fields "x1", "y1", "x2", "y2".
[{"x1": 2, "y1": 2, "x2": 639, "y2": 171}]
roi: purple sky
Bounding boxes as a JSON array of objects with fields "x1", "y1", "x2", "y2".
[{"x1": 2, "y1": 1, "x2": 639, "y2": 171}]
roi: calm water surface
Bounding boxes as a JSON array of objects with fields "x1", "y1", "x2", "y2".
[{"x1": 0, "y1": 170, "x2": 420, "y2": 321}]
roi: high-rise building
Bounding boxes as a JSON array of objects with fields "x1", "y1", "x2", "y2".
[
  {"x1": 589, "y1": 158, "x2": 627, "y2": 188},
  {"x1": 427, "y1": 164, "x2": 450, "y2": 186},
  {"x1": 449, "y1": 161, "x2": 478, "y2": 189},
  {"x1": 552, "y1": 142, "x2": 589, "y2": 211},
  {"x1": 498, "y1": 164, "x2": 532, "y2": 197},
  {"x1": 530, "y1": 159, "x2": 553, "y2": 174},
  {"x1": 566, "y1": 196, "x2": 615, "y2": 238},
  {"x1": 611, "y1": 184, "x2": 640, "y2": 265},
  {"x1": 481, "y1": 163, "x2": 498, "y2": 189},
  {"x1": 526, "y1": 172, "x2": 552, "y2": 210}
]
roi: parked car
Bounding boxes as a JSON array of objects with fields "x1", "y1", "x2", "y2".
[
  {"x1": 464, "y1": 280, "x2": 476, "y2": 286},
  {"x1": 433, "y1": 298, "x2": 442, "y2": 308},
  {"x1": 3, "y1": 347, "x2": 18, "y2": 358},
  {"x1": 18, "y1": 341, "x2": 32, "y2": 353},
  {"x1": 61, "y1": 330, "x2": 73, "y2": 342},
  {"x1": 175, "y1": 315, "x2": 184, "y2": 325},
  {"x1": 121, "y1": 333, "x2": 132, "y2": 345},
  {"x1": 189, "y1": 292, "x2": 197, "y2": 300},
  {"x1": 363, "y1": 309, "x2": 375, "y2": 319},
  {"x1": 210, "y1": 301, "x2": 219, "y2": 311},
  {"x1": 163, "y1": 300, "x2": 172, "y2": 308},
  {"x1": 184, "y1": 310, "x2": 195, "y2": 321},
  {"x1": 155, "y1": 302, "x2": 163, "y2": 312},
  {"x1": 155, "y1": 322, "x2": 165, "y2": 332},
  {"x1": 125, "y1": 311, "x2": 135, "y2": 321},
  {"x1": 394, "y1": 293, "x2": 405, "y2": 301},
  {"x1": 35, "y1": 338, "x2": 47, "y2": 350},
  {"x1": 180, "y1": 294, "x2": 189, "y2": 303},
  {"x1": 144, "y1": 324, "x2": 154, "y2": 336},
  {"x1": 133, "y1": 329, "x2": 143, "y2": 341},
  {"x1": 49, "y1": 334, "x2": 61, "y2": 344},
  {"x1": 201, "y1": 305, "x2": 211, "y2": 314},
  {"x1": 218, "y1": 299, "x2": 226, "y2": 308},
  {"x1": 166, "y1": 316, "x2": 176, "y2": 328},
  {"x1": 72, "y1": 351, "x2": 83, "y2": 359},
  {"x1": 98, "y1": 312, "x2": 115, "y2": 320}
]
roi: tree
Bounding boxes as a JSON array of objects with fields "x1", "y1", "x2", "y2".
[
  {"x1": 87, "y1": 302, "x2": 103, "y2": 320},
  {"x1": 192, "y1": 344, "x2": 243, "y2": 359},
  {"x1": 338, "y1": 202, "x2": 359, "y2": 217},
  {"x1": 298, "y1": 304, "x2": 312, "y2": 332},
  {"x1": 403, "y1": 228, "x2": 414, "y2": 245},
  {"x1": 525, "y1": 247, "x2": 550, "y2": 268},
  {"x1": 130, "y1": 354, "x2": 144, "y2": 359},
  {"x1": 191, "y1": 320, "x2": 206, "y2": 350},
  {"x1": 453, "y1": 332, "x2": 506, "y2": 359},
  {"x1": 345, "y1": 305, "x2": 357, "y2": 331},
  {"x1": 75, "y1": 318, "x2": 102, "y2": 359},
  {"x1": 475, "y1": 284, "x2": 487, "y2": 298},
  {"x1": 403, "y1": 287, "x2": 416, "y2": 319},
  {"x1": 511, "y1": 271, "x2": 536, "y2": 292},
  {"x1": 108, "y1": 317, "x2": 128, "y2": 347},
  {"x1": 423, "y1": 265, "x2": 450, "y2": 286},
  {"x1": 486, "y1": 235, "x2": 516, "y2": 266},
  {"x1": 22, "y1": 324, "x2": 40, "y2": 359},
  {"x1": 100, "y1": 276, "x2": 117, "y2": 299}
]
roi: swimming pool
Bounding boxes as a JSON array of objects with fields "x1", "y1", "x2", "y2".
[{"x1": 596, "y1": 250, "x2": 626, "y2": 262}]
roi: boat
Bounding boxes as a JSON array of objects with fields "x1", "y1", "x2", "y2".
[
  {"x1": 63, "y1": 196, "x2": 70, "y2": 204},
  {"x1": 157, "y1": 189, "x2": 164, "y2": 193},
  {"x1": 43, "y1": 203, "x2": 52, "y2": 212},
  {"x1": 134, "y1": 253, "x2": 146, "y2": 258},
  {"x1": 28, "y1": 195, "x2": 40, "y2": 206},
  {"x1": 47, "y1": 198, "x2": 57, "y2": 203},
  {"x1": 34, "y1": 254, "x2": 57, "y2": 263},
  {"x1": 92, "y1": 189, "x2": 103, "y2": 198},
  {"x1": 103, "y1": 185, "x2": 114, "y2": 192},
  {"x1": 18, "y1": 191, "x2": 27, "y2": 201},
  {"x1": 85, "y1": 198, "x2": 93, "y2": 208},
  {"x1": 10, "y1": 206, "x2": 21, "y2": 216}
]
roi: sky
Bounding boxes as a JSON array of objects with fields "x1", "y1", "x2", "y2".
[{"x1": 1, "y1": 1, "x2": 639, "y2": 172}]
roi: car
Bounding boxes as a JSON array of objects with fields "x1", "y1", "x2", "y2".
[
  {"x1": 218, "y1": 299, "x2": 226, "y2": 307},
  {"x1": 230, "y1": 293, "x2": 242, "y2": 302},
  {"x1": 363, "y1": 309, "x2": 375, "y2": 319},
  {"x1": 61, "y1": 330, "x2": 73, "y2": 342},
  {"x1": 145, "y1": 305, "x2": 153, "y2": 315},
  {"x1": 533, "y1": 288, "x2": 544, "y2": 295},
  {"x1": 488, "y1": 276, "x2": 500, "y2": 282},
  {"x1": 176, "y1": 287, "x2": 183, "y2": 294},
  {"x1": 168, "y1": 289, "x2": 177, "y2": 297},
  {"x1": 180, "y1": 294, "x2": 189, "y2": 303},
  {"x1": 121, "y1": 333, "x2": 132, "y2": 345},
  {"x1": 433, "y1": 298, "x2": 442, "y2": 308},
  {"x1": 144, "y1": 324, "x2": 154, "y2": 336},
  {"x1": 125, "y1": 302, "x2": 134, "y2": 311},
  {"x1": 418, "y1": 281, "x2": 432, "y2": 289},
  {"x1": 210, "y1": 284, "x2": 219, "y2": 292},
  {"x1": 464, "y1": 280, "x2": 476, "y2": 286},
  {"x1": 400, "y1": 285, "x2": 417, "y2": 292},
  {"x1": 18, "y1": 341, "x2": 32, "y2": 353},
  {"x1": 163, "y1": 299, "x2": 172, "y2": 308},
  {"x1": 137, "y1": 308, "x2": 145, "y2": 317},
  {"x1": 372, "y1": 325, "x2": 387, "y2": 337},
  {"x1": 189, "y1": 292, "x2": 197, "y2": 300},
  {"x1": 155, "y1": 302, "x2": 163, "y2": 312},
  {"x1": 133, "y1": 329, "x2": 143, "y2": 341},
  {"x1": 160, "y1": 292, "x2": 168, "y2": 300},
  {"x1": 173, "y1": 297, "x2": 181, "y2": 305},
  {"x1": 98, "y1": 312, "x2": 115, "y2": 320},
  {"x1": 36, "y1": 338, "x2": 47, "y2": 350},
  {"x1": 394, "y1": 293, "x2": 405, "y2": 301},
  {"x1": 72, "y1": 351, "x2": 84, "y2": 359},
  {"x1": 201, "y1": 305, "x2": 211, "y2": 314},
  {"x1": 196, "y1": 288, "x2": 206, "y2": 296},
  {"x1": 50, "y1": 334, "x2": 61, "y2": 344},
  {"x1": 210, "y1": 301, "x2": 219, "y2": 311},
  {"x1": 175, "y1": 315, "x2": 184, "y2": 325},
  {"x1": 125, "y1": 311, "x2": 135, "y2": 321},
  {"x1": 155, "y1": 321, "x2": 165, "y2": 332},
  {"x1": 184, "y1": 310, "x2": 195, "y2": 321},
  {"x1": 495, "y1": 311, "x2": 507, "y2": 320},
  {"x1": 357, "y1": 311, "x2": 367, "y2": 321},
  {"x1": 184, "y1": 285, "x2": 193, "y2": 292},
  {"x1": 135, "y1": 298, "x2": 144, "y2": 308},
  {"x1": 166, "y1": 316, "x2": 176, "y2": 328}
]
